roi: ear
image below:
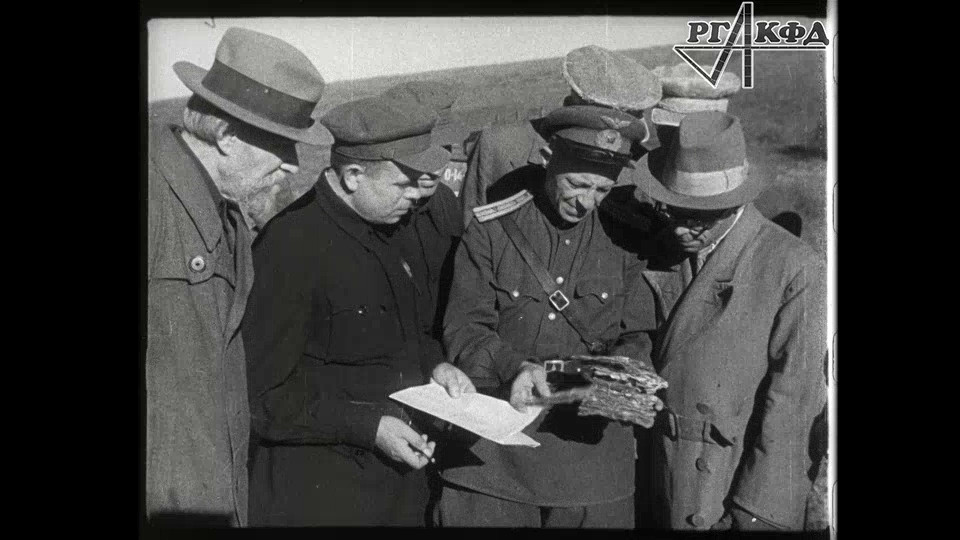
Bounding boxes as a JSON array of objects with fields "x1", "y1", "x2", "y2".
[
  {"x1": 214, "y1": 131, "x2": 240, "y2": 157},
  {"x1": 340, "y1": 164, "x2": 365, "y2": 193}
]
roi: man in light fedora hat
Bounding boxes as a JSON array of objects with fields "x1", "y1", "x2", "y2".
[
  {"x1": 637, "y1": 111, "x2": 827, "y2": 531},
  {"x1": 146, "y1": 27, "x2": 325, "y2": 527}
]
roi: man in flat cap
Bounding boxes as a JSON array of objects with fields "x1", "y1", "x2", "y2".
[
  {"x1": 637, "y1": 111, "x2": 827, "y2": 531},
  {"x1": 437, "y1": 105, "x2": 659, "y2": 528},
  {"x1": 146, "y1": 27, "x2": 324, "y2": 527},
  {"x1": 243, "y1": 96, "x2": 475, "y2": 526},
  {"x1": 459, "y1": 45, "x2": 663, "y2": 232}
]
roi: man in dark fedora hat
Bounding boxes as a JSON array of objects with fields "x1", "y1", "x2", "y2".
[
  {"x1": 437, "y1": 105, "x2": 660, "y2": 528},
  {"x1": 243, "y1": 95, "x2": 475, "y2": 526},
  {"x1": 146, "y1": 27, "x2": 325, "y2": 527},
  {"x1": 637, "y1": 111, "x2": 827, "y2": 531}
]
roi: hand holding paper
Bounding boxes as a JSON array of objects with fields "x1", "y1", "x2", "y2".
[{"x1": 390, "y1": 381, "x2": 542, "y2": 447}]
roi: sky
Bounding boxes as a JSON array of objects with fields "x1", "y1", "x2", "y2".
[{"x1": 147, "y1": 17, "x2": 693, "y2": 102}]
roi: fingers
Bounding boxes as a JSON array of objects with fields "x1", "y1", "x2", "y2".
[
  {"x1": 530, "y1": 365, "x2": 552, "y2": 398},
  {"x1": 394, "y1": 442, "x2": 429, "y2": 469},
  {"x1": 433, "y1": 363, "x2": 476, "y2": 398},
  {"x1": 455, "y1": 369, "x2": 476, "y2": 395},
  {"x1": 510, "y1": 373, "x2": 533, "y2": 412}
]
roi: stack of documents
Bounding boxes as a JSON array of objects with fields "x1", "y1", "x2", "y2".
[{"x1": 390, "y1": 381, "x2": 542, "y2": 447}]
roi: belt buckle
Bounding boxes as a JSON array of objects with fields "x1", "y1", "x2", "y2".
[
  {"x1": 549, "y1": 290, "x2": 570, "y2": 311},
  {"x1": 543, "y1": 359, "x2": 565, "y2": 373}
]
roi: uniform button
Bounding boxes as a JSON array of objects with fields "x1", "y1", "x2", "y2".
[
  {"x1": 688, "y1": 513, "x2": 706, "y2": 527},
  {"x1": 600, "y1": 292, "x2": 609, "y2": 300},
  {"x1": 555, "y1": 276, "x2": 564, "y2": 285},
  {"x1": 564, "y1": 239, "x2": 571, "y2": 246},
  {"x1": 512, "y1": 290, "x2": 520, "y2": 298},
  {"x1": 695, "y1": 457, "x2": 711, "y2": 473},
  {"x1": 357, "y1": 305, "x2": 367, "y2": 315},
  {"x1": 547, "y1": 313, "x2": 557, "y2": 321},
  {"x1": 696, "y1": 403, "x2": 712, "y2": 415},
  {"x1": 189, "y1": 256, "x2": 205, "y2": 272}
]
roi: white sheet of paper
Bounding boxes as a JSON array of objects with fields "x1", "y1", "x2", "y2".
[{"x1": 390, "y1": 380, "x2": 542, "y2": 447}]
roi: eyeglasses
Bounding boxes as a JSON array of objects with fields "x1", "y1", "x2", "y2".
[{"x1": 655, "y1": 202, "x2": 738, "y2": 227}]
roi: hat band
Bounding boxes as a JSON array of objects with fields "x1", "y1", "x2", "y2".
[
  {"x1": 663, "y1": 163, "x2": 747, "y2": 197},
  {"x1": 332, "y1": 133, "x2": 432, "y2": 161},
  {"x1": 202, "y1": 60, "x2": 316, "y2": 130}
]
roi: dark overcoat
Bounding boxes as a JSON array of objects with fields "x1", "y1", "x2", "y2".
[{"x1": 243, "y1": 172, "x2": 459, "y2": 526}]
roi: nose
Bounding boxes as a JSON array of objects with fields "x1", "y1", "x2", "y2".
[
  {"x1": 576, "y1": 192, "x2": 601, "y2": 214},
  {"x1": 403, "y1": 185, "x2": 420, "y2": 201}
]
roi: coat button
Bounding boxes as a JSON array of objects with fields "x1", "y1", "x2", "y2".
[
  {"x1": 696, "y1": 403, "x2": 712, "y2": 415},
  {"x1": 512, "y1": 290, "x2": 520, "y2": 298},
  {"x1": 189, "y1": 256, "x2": 206, "y2": 272},
  {"x1": 688, "y1": 513, "x2": 706, "y2": 527},
  {"x1": 547, "y1": 313, "x2": 557, "y2": 321},
  {"x1": 357, "y1": 305, "x2": 367, "y2": 315},
  {"x1": 555, "y1": 276, "x2": 564, "y2": 285},
  {"x1": 695, "y1": 457, "x2": 711, "y2": 473},
  {"x1": 600, "y1": 292, "x2": 609, "y2": 300},
  {"x1": 564, "y1": 239, "x2": 571, "y2": 246}
]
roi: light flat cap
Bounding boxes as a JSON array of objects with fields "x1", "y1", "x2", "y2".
[
  {"x1": 562, "y1": 45, "x2": 662, "y2": 112},
  {"x1": 653, "y1": 63, "x2": 741, "y2": 99}
]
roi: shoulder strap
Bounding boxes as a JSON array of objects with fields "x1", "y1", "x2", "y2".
[{"x1": 499, "y1": 214, "x2": 608, "y2": 354}]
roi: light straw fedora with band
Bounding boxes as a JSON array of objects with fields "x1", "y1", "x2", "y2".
[{"x1": 640, "y1": 111, "x2": 761, "y2": 211}]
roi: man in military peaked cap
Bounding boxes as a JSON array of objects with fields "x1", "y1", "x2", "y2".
[
  {"x1": 459, "y1": 45, "x2": 664, "y2": 231},
  {"x1": 243, "y1": 95, "x2": 475, "y2": 526},
  {"x1": 436, "y1": 105, "x2": 659, "y2": 528},
  {"x1": 146, "y1": 27, "x2": 325, "y2": 527}
]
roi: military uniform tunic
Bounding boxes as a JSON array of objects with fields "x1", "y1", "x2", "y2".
[{"x1": 441, "y1": 166, "x2": 657, "y2": 507}]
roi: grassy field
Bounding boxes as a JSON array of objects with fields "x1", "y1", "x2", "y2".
[{"x1": 149, "y1": 44, "x2": 828, "y2": 256}]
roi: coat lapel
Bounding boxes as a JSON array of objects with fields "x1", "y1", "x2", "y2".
[{"x1": 654, "y1": 205, "x2": 764, "y2": 367}]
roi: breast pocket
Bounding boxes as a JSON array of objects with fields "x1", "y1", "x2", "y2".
[
  {"x1": 319, "y1": 295, "x2": 405, "y2": 364},
  {"x1": 573, "y1": 276, "x2": 624, "y2": 330}
]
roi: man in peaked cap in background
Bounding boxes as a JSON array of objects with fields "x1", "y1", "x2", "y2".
[
  {"x1": 637, "y1": 111, "x2": 826, "y2": 531},
  {"x1": 459, "y1": 45, "x2": 664, "y2": 232},
  {"x1": 146, "y1": 28, "x2": 325, "y2": 527},
  {"x1": 380, "y1": 80, "x2": 465, "y2": 419},
  {"x1": 243, "y1": 95, "x2": 475, "y2": 526},
  {"x1": 437, "y1": 105, "x2": 660, "y2": 528}
]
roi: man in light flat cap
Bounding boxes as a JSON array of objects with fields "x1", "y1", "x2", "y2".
[
  {"x1": 637, "y1": 111, "x2": 826, "y2": 531},
  {"x1": 243, "y1": 95, "x2": 475, "y2": 526},
  {"x1": 146, "y1": 27, "x2": 324, "y2": 527},
  {"x1": 459, "y1": 45, "x2": 664, "y2": 232},
  {"x1": 437, "y1": 105, "x2": 660, "y2": 528}
]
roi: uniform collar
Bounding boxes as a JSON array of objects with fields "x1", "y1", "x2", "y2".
[{"x1": 151, "y1": 124, "x2": 225, "y2": 252}]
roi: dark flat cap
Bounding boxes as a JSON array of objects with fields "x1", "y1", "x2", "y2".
[
  {"x1": 381, "y1": 80, "x2": 462, "y2": 111},
  {"x1": 321, "y1": 96, "x2": 450, "y2": 175},
  {"x1": 563, "y1": 45, "x2": 662, "y2": 112},
  {"x1": 539, "y1": 105, "x2": 650, "y2": 169}
]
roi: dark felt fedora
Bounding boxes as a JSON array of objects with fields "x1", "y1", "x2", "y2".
[
  {"x1": 640, "y1": 111, "x2": 761, "y2": 210},
  {"x1": 173, "y1": 27, "x2": 326, "y2": 145}
]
